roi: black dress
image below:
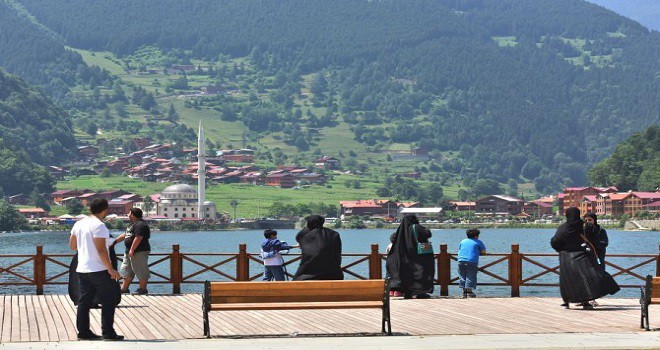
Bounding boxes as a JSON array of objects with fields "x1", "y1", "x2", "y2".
[
  {"x1": 293, "y1": 215, "x2": 343, "y2": 281},
  {"x1": 386, "y1": 214, "x2": 434, "y2": 296},
  {"x1": 551, "y1": 209, "x2": 619, "y2": 303}
]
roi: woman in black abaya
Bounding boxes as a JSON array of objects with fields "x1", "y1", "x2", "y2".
[
  {"x1": 293, "y1": 215, "x2": 343, "y2": 280},
  {"x1": 386, "y1": 214, "x2": 435, "y2": 299},
  {"x1": 551, "y1": 207, "x2": 619, "y2": 309}
]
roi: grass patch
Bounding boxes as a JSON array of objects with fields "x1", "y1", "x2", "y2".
[{"x1": 492, "y1": 36, "x2": 518, "y2": 47}]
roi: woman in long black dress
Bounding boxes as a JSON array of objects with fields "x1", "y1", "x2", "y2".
[
  {"x1": 293, "y1": 215, "x2": 343, "y2": 280},
  {"x1": 551, "y1": 207, "x2": 619, "y2": 309},
  {"x1": 386, "y1": 214, "x2": 434, "y2": 299}
]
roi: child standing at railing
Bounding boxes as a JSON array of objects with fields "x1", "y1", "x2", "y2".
[
  {"x1": 261, "y1": 229, "x2": 298, "y2": 281},
  {"x1": 457, "y1": 229, "x2": 486, "y2": 298}
]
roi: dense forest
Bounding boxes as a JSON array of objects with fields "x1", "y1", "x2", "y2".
[
  {"x1": 1, "y1": 0, "x2": 659, "y2": 195},
  {"x1": 0, "y1": 69, "x2": 76, "y2": 164},
  {"x1": 588, "y1": 125, "x2": 660, "y2": 191}
]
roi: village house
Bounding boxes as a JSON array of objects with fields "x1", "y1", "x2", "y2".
[
  {"x1": 265, "y1": 173, "x2": 296, "y2": 188},
  {"x1": 107, "y1": 200, "x2": 136, "y2": 216},
  {"x1": 448, "y1": 201, "x2": 477, "y2": 212},
  {"x1": 523, "y1": 200, "x2": 554, "y2": 217},
  {"x1": 314, "y1": 156, "x2": 341, "y2": 170},
  {"x1": 77, "y1": 145, "x2": 100, "y2": 159},
  {"x1": 51, "y1": 190, "x2": 90, "y2": 205},
  {"x1": 561, "y1": 186, "x2": 618, "y2": 215},
  {"x1": 18, "y1": 208, "x2": 48, "y2": 219},
  {"x1": 8, "y1": 194, "x2": 30, "y2": 205},
  {"x1": 475, "y1": 195, "x2": 524, "y2": 215},
  {"x1": 48, "y1": 166, "x2": 69, "y2": 180},
  {"x1": 339, "y1": 199, "x2": 397, "y2": 218}
]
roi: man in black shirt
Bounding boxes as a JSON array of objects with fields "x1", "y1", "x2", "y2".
[{"x1": 111, "y1": 208, "x2": 151, "y2": 295}]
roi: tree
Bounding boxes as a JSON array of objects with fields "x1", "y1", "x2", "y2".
[
  {"x1": 0, "y1": 199, "x2": 26, "y2": 231},
  {"x1": 142, "y1": 196, "x2": 154, "y2": 214},
  {"x1": 29, "y1": 189, "x2": 50, "y2": 212},
  {"x1": 167, "y1": 103, "x2": 180, "y2": 123},
  {"x1": 66, "y1": 198, "x2": 84, "y2": 215},
  {"x1": 229, "y1": 199, "x2": 239, "y2": 222}
]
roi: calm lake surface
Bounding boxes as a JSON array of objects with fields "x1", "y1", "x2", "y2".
[{"x1": 1, "y1": 228, "x2": 658, "y2": 297}]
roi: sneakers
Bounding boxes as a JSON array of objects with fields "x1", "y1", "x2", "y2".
[
  {"x1": 77, "y1": 332, "x2": 102, "y2": 341},
  {"x1": 102, "y1": 334, "x2": 125, "y2": 341},
  {"x1": 560, "y1": 303, "x2": 569, "y2": 309},
  {"x1": 120, "y1": 288, "x2": 130, "y2": 294},
  {"x1": 465, "y1": 292, "x2": 477, "y2": 298},
  {"x1": 131, "y1": 288, "x2": 148, "y2": 295}
]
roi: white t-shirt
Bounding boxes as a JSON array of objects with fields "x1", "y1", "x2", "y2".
[{"x1": 71, "y1": 216, "x2": 111, "y2": 273}]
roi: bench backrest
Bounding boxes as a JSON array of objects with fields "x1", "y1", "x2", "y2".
[
  {"x1": 651, "y1": 276, "x2": 660, "y2": 304},
  {"x1": 208, "y1": 280, "x2": 386, "y2": 304}
]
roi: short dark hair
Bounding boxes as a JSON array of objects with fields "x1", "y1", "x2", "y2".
[
  {"x1": 264, "y1": 229, "x2": 277, "y2": 239},
  {"x1": 466, "y1": 228, "x2": 480, "y2": 239},
  {"x1": 130, "y1": 207, "x2": 143, "y2": 219},
  {"x1": 89, "y1": 198, "x2": 109, "y2": 214}
]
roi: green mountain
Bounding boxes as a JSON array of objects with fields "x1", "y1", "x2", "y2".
[
  {"x1": 5, "y1": 0, "x2": 660, "y2": 194},
  {"x1": 588, "y1": 125, "x2": 660, "y2": 191}
]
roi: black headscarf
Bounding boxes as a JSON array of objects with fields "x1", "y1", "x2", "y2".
[
  {"x1": 385, "y1": 214, "x2": 434, "y2": 295},
  {"x1": 551, "y1": 207, "x2": 585, "y2": 252},
  {"x1": 293, "y1": 215, "x2": 343, "y2": 280}
]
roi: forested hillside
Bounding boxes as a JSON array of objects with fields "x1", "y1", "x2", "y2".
[
  {"x1": 588, "y1": 125, "x2": 659, "y2": 191},
  {"x1": 6, "y1": 0, "x2": 660, "y2": 194},
  {"x1": 0, "y1": 69, "x2": 76, "y2": 164}
]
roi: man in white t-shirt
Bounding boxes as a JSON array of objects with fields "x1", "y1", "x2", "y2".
[{"x1": 69, "y1": 198, "x2": 124, "y2": 341}]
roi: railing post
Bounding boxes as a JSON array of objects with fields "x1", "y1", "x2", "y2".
[
  {"x1": 656, "y1": 244, "x2": 660, "y2": 277},
  {"x1": 509, "y1": 244, "x2": 522, "y2": 297},
  {"x1": 438, "y1": 244, "x2": 451, "y2": 296},
  {"x1": 369, "y1": 244, "x2": 382, "y2": 279},
  {"x1": 34, "y1": 246, "x2": 45, "y2": 295},
  {"x1": 237, "y1": 244, "x2": 249, "y2": 281},
  {"x1": 170, "y1": 244, "x2": 182, "y2": 294}
]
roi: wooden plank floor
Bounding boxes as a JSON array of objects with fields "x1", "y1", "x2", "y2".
[{"x1": 0, "y1": 295, "x2": 648, "y2": 342}]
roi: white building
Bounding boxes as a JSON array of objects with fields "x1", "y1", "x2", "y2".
[{"x1": 156, "y1": 184, "x2": 216, "y2": 219}]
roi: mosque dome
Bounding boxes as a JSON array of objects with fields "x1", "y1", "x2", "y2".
[{"x1": 162, "y1": 184, "x2": 196, "y2": 194}]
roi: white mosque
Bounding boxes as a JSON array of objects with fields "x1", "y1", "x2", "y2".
[{"x1": 153, "y1": 122, "x2": 217, "y2": 220}]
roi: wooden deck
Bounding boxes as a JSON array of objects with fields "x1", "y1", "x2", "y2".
[{"x1": 0, "y1": 294, "x2": 648, "y2": 342}]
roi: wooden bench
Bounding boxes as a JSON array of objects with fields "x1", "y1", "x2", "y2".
[
  {"x1": 641, "y1": 275, "x2": 660, "y2": 331},
  {"x1": 202, "y1": 279, "x2": 391, "y2": 337}
]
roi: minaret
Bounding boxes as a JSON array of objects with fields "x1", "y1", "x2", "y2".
[{"x1": 197, "y1": 121, "x2": 206, "y2": 219}]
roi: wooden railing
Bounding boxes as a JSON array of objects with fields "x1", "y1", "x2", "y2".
[{"x1": 1, "y1": 244, "x2": 658, "y2": 296}]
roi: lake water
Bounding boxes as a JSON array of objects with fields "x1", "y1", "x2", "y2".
[{"x1": 1, "y1": 228, "x2": 658, "y2": 297}]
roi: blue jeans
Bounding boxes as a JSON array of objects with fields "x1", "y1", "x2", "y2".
[
  {"x1": 458, "y1": 261, "x2": 479, "y2": 290},
  {"x1": 77, "y1": 271, "x2": 120, "y2": 336},
  {"x1": 263, "y1": 265, "x2": 286, "y2": 281}
]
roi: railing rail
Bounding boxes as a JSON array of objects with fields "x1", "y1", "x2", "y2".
[{"x1": 0, "y1": 244, "x2": 657, "y2": 295}]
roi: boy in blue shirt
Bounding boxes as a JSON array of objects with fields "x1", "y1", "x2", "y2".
[
  {"x1": 261, "y1": 229, "x2": 298, "y2": 281},
  {"x1": 457, "y1": 229, "x2": 486, "y2": 298}
]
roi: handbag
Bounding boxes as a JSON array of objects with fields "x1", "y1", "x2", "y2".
[{"x1": 412, "y1": 224, "x2": 433, "y2": 255}]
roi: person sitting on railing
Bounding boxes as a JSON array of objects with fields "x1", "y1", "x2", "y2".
[
  {"x1": 261, "y1": 229, "x2": 298, "y2": 281},
  {"x1": 551, "y1": 207, "x2": 619, "y2": 310},
  {"x1": 293, "y1": 215, "x2": 343, "y2": 281}
]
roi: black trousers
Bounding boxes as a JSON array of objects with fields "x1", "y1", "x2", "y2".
[{"x1": 77, "y1": 271, "x2": 119, "y2": 336}]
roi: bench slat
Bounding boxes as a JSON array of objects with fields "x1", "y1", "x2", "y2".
[
  {"x1": 210, "y1": 301, "x2": 383, "y2": 311},
  {"x1": 211, "y1": 293, "x2": 383, "y2": 304},
  {"x1": 211, "y1": 287, "x2": 382, "y2": 297}
]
